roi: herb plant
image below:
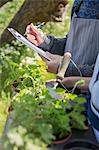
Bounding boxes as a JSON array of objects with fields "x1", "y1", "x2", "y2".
[{"x1": 0, "y1": 41, "x2": 87, "y2": 150}]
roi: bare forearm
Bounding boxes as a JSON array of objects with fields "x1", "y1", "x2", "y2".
[{"x1": 62, "y1": 76, "x2": 91, "y2": 92}]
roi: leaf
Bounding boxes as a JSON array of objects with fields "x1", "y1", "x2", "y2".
[{"x1": 55, "y1": 88, "x2": 65, "y2": 94}]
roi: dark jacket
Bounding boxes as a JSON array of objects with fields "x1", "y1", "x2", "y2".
[{"x1": 39, "y1": 0, "x2": 99, "y2": 77}]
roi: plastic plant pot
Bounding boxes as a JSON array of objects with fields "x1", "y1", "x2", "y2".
[{"x1": 52, "y1": 132, "x2": 72, "y2": 145}]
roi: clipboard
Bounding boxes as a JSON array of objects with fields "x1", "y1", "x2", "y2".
[{"x1": 7, "y1": 28, "x2": 51, "y2": 61}]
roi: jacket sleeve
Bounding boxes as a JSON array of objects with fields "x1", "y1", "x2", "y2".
[
  {"x1": 38, "y1": 35, "x2": 67, "y2": 56},
  {"x1": 66, "y1": 63, "x2": 95, "y2": 77}
]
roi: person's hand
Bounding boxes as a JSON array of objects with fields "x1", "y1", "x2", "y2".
[
  {"x1": 61, "y1": 77, "x2": 79, "y2": 88},
  {"x1": 45, "y1": 52, "x2": 63, "y2": 74},
  {"x1": 26, "y1": 23, "x2": 44, "y2": 46}
]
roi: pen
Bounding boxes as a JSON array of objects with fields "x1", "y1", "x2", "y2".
[
  {"x1": 24, "y1": 22, "x2": 45, "y2": 37},
  {"x1": 35, "y1": 22, "x2": 45, "y2": 28}
]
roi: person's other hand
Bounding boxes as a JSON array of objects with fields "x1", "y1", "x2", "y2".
[
  {"x1": 26, "y1": 23, "x2": 44, "y2": 46},
  {"x1": 46, "y1": 52, "x2": 63, "y2": 74},
  {"x1": 61, "y1": 77, "x2": 78, "y2": 88},
  {"x1": 61, "y1": 76, "x2": 90, "y2": 92}
]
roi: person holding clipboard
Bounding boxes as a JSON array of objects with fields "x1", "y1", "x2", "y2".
[
  {"x1": 26, "y1": 0, "x2": 99, "y2": 78},
  {"x1": 25, "y1": 1, "x2": 99, "y2": 142}
]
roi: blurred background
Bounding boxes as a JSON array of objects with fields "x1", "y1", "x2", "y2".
[{"x1": 0, "y1": 0, "x2": 73, "y2": 42}]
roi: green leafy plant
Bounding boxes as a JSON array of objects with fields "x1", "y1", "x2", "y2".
[
  {"x1": 0, "y1": 92, "x2": 11, "y2": 137},
  {"x1": 3, "y1": 84, "x2": 87, "y2": 149},
  {"x1": 4, "y1": 126, "x2": 47, "y2": 150},
  {"x1": 0, "y1": 41, "x2": 87, "y2": 149},
  {"x1": 0, "y1": 41, "x2": 28, "y2": 95},
  {"x1": 0, "y1": 41, "x2": 55, "y2": 96},
  {"x1": 0, "y1": 1, "x2": 77, "y2": 149}
]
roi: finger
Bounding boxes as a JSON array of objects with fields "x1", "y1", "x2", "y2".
[
  {"x1": 30, "y1": 23, "x2": 39, "y2": 36},
  {"x1": 30, "y1": 23, "x2": 39, "y2": 32},
  {"x1": 30, "y1": 24, "x2": 44, "y2": 44},
  {"x1": 46, "y1": 52, "x2": 55, "y2": 60},
  {"x1": 27, "y1": 34, "x2": 38, "y2": 46},
  {"x1": 46, "y1": 61, "x2": 53, "y2": 73},
  {"x1": 26, "y1": 25, "x2": 31, "y2": 34},
  {"x1": 26, "y1": 24, "x2": 43, "y2": 44},
  {"x1": 26, "y1": 24, "x2": 39, "y2": 35},
  {"x1": 27, "y1": 34, "x2": 36, "y2": 40},
  {"x1": 46, "y1": 61, "x2": 58, "y2": 74},
  {"x1": 46, "y1": 79, "x2": 57, "y2": 83},
  {"x1": 56, "y1": 78, "x2": 62, "y2": 83},
  {"x1": 29, "y1": 26, "x2": 43, "y2": 44},
  {"x1": 33, "y1": 40, "x2": 38, "y2": 46}
]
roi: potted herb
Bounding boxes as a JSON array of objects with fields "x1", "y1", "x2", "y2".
[
  {"x1": 2, "y1": 57, "x2": 87, "y2": 149},
  {"x1": 42, "y1": 90, "x2": 87, "y2": 144},
  {"x1": 4, "y1": 86, "x2": 87, "y2": 148}
]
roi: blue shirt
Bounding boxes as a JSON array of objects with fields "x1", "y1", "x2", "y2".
[{"x1": 72, "y1": 0, "x2": 99, "y2": 19}]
